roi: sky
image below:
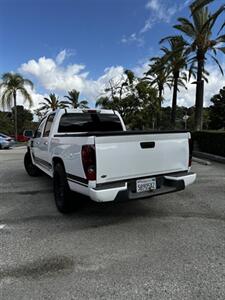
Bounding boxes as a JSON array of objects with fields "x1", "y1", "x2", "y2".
[{"x1": 0, "y1": 0, "x2": 225, "y2": 110}]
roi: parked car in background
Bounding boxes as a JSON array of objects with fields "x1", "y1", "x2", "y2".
[
  {"x1": 16, "y1": 134, "x2": 30, "y2": 142},
  {"x1": 0, "y1": 133, "x2": 15, "y2": 149},
  {"x1": 9, "y1": 132, "x2": 32, "y2": 143}
]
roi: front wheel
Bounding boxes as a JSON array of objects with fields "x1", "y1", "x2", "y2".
[{"x1": 24, "y1": 152, "x2": 41, "y2": 177}]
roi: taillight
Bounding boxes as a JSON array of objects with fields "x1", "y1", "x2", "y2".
[
  {"x1": 81, "y1": 145, "x2": 96, "y2": 181},
  {"x1": 189, "y1": 138, "x2": 193, "y2": 167}
]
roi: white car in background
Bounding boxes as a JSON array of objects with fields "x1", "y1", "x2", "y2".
[{"x1": 0, "y1": 133, "x2": 15, "y2": 149}]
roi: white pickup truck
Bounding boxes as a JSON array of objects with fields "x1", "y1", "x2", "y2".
[{"x1": 24, "y1": 109, "x2": 196, "y2": 213}]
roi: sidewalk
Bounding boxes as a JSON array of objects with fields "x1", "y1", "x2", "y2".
[{"x1": 193, "y1": 151, "x2": 225, "y2": 164}]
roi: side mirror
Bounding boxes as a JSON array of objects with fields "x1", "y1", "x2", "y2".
[{"x1": 23, "y1": 130, "x2": 34, "y2": 138}]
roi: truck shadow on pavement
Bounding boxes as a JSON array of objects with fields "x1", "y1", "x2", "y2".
[{"x1": 1, "y1": 193, "x2": 225, "y2": 233}]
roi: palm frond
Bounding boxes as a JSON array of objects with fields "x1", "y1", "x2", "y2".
[
  {"x1": 209, "y1": 54, "x2": 224, "y2": 75},
  {"x1": 191, "y1": 0, "x2": 214, "y2": 15},
  {"x1": 217, "y1": 47, "x2": 225, "y2": 54},
  {"x1": 1, "y1": 89, "x2": 13, "y2": 109},
  {"x1": 19, "y1": 87, "x2": 33, "y2": 107},
  {"x1": 23, "y1": 79, "x2": 34, "y2": 89},
  {"x1": 201, "y1": 5, "x2": 225, "y2": 33},
  {"x1": 216, "y1": 34, "x2": 225, "y2": 43},
  {"x1": 218, "y1": 21, "x2": 225, "y2": 34},
  {"x1": 60, "y1": 100, "x2": 71, "y2": 105},
  {"x1": 43, "y1": 97, "x2": 52, "y2": 105},
  {"x1": 159, "y1": 35, "x2": 180, "y2": 44}
]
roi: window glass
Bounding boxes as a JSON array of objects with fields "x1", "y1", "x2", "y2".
[
  {"x1": 58, "y1": 113, "x2": 123, "y2": 133},
  {"x1": 43, "y1": 114, "x2": 55, "y2": 137},
  {"x1": 35, "y1": 118, "x2": 46, "y2": 138}
]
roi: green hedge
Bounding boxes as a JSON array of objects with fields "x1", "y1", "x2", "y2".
[{"x1": 192, "y1": 131, "x2": 225, "y2": 158}]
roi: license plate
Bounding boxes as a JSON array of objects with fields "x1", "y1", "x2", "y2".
[{"x1": 136, "y1": 178, "x2": 156, "y2": 193}]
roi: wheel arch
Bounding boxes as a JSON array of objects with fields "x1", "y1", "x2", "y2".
[{"x1": 52, "y1": 156, "x2": 65, "y2": 170}]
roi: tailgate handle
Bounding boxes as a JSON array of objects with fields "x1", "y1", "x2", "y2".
[{"x1": 140, "y1": 142, "x2": 155, "y2": 149}]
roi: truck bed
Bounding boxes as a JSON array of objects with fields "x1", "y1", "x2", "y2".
[{"x1": 54, "y1": 130, "x2": 189, "y2": 137}]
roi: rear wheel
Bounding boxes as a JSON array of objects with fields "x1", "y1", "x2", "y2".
[
  {"x1": 24, "y1": 152, "x2": 41, "y2": 177},
  {"x1": 53, "y1": 163, "x2": 75, "y2": 214}
]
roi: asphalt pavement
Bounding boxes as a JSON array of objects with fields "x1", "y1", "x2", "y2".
[{"x1": 0, "y1": 147, "x2": 225, "y2": 300}]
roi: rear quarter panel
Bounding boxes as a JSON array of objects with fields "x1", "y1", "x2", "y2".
[{"x1": 50, "y1": 135, "x2": 95, "y2": 180}]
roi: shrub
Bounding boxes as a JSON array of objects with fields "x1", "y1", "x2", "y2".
[{"x1": 192, "y1": 131, "x2": 225, "y2": 157}]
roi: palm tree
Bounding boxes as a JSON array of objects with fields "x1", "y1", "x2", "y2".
[
  {"x1": 0, "y1": 72, "x2": 33, "y2": 140},
  {"x1": 160, "y1": 36, "x2": 188, "y2": 127},
  {"x1": 145, "y1": 57, "x2": 173, "y2": 128},
  {"x1": 96, "y1": 96, "x2": 112, "y2": 109},
  {"x1": 96, "y1": 70, "x2": 138, "y2": 119},
  {"x1": 62, "y1": 89, "x2": 89, "y2": 109},
  {"x1": 174, "y1": 0, "x2": 225, "y2": 130},
  {"x1": 39, "y1": 93, "x2": 66, "y2": 112}
]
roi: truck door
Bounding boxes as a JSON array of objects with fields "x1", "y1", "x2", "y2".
[
  {"x1": 38, "y1": 113, "x2": 55, "y2": 171},
  {"x1": 31, "y1": 117, "x2": 46, "y2": 164}
]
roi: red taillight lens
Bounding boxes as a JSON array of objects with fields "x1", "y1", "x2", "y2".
[
  {"x1": 189, "y1": 138, "x2": 193, "y2": 167},
  {"x1": 81, "y1": 145, "x2": 96, "y2": 181}
]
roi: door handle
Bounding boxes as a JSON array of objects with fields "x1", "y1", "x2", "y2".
[
  {"x1": 44, "y1": 141, "x2": 48, "y2": 145},
  {"x1": 140, "y1": 142, "x2": 155, "y2": 149},
  {"x1": 35, "y1": 141, "x2": 40, "y2": 145}
]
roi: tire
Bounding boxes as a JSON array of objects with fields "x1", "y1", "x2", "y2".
[
  {"x1": 53, "y1": 163, "x2": 75, "y2": 214},
  {"x1": 24, "y1": 152, "x2": 42, "y2": 177}
]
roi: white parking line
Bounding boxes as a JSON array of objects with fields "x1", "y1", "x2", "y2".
[{"x1": 0, "y1": 224, "x2": 6, "y2": 229}]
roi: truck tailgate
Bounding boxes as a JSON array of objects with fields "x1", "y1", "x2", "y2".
[{"x1": 95, "y1": 132, "x2": 190, "y2": 184}]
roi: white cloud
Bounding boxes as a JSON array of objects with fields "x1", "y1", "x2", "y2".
[
  {"x1": 20, "y1": 53, "x2": 87, "y2": 92},
  {"x1": 141, "y1": 0, "x2": 178, "y2": 33},
  {"x1": 121, "y1": 33, "x2": 145, "y2": 47},
  {"x1": 56, "y1": 50, "x2": 67, "y2": 65},
  {"x1": 83, "y1": 66, "x2": 126, "y2": 101},
  {"x1": 140, "y1": 0, "x2": 191, "y2": 34},
  {"x1": 140, "y1": 19, "x2": 153, "y2": 34},
  {"x1": 146, "y1": 0, "x2": 159, "y2": 10},
  {"x1": 19, "y1": 51, "x2": 126, "y2": 108},
  {"x1": 55, "y1": 49, "x2": 75, "y2": 65},
  {"x1": 133, "y1": 60, "x2": 150, "y2": 78},
  {"x1": 123, "y1": 0, "x2": 188, "y2": 46}
]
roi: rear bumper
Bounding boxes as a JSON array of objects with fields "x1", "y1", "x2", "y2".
[{"x1": 89, "y1": 172, "x2": 196, "y2": 203}]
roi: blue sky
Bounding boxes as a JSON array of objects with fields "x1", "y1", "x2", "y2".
[{"x1": 0, "y1": 0, "x2": 225, "y2": 108}]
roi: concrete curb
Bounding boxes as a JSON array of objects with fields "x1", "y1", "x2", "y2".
[
  {"x1": 13, "y1": 146, "x2": 27, "y2": 150},
  {"x1": 193, "y1": 151, "x2": 225, "y2": 164},
  {"x1": 193, "y1": 157, "x2": 211, "y2": 165}
]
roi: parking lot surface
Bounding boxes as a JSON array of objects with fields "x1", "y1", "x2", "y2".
[{"x1": 0, "y1": 147, "x2": 225, "y2": 300}]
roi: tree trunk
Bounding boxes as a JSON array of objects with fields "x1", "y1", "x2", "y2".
[
  {"x1": 13, "y1": 91, "x2": 17, "y2": 141},
  {"x1": 194, "y1": 51, "x2": 205, "y2": 131},
  {"x1": 157, "y1": 87, "x2": 163, "y2": 129},
  {"x1": 171, "y1": 73, "x2": 179, "y2": 128}
]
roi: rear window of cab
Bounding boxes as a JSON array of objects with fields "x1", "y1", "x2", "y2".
[{"x1": 58, "y1": 113, "x2": 123, "y2": 133}]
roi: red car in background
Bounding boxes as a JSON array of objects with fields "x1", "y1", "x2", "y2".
[
  {"x1": 10, "y1": 131, "x2": 33, "y2": 142},
  {"x1": 16, "y1": 135, "x2": 30, "y2": 142}
]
